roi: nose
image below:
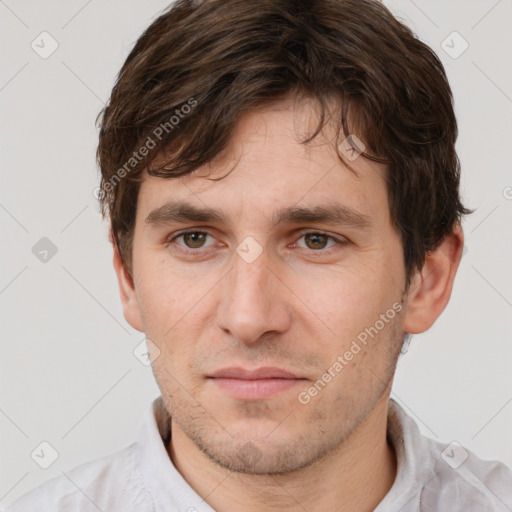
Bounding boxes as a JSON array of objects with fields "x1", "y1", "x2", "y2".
[{"x1": 216, "y1": 246, "x2": 292, "y2": 345}]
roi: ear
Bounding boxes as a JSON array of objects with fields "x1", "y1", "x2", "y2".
[
  {"x1": 403, "y1": 224, "x2": 464, "y2": 334},
  {"x1": 112, "y1": 239, "x2": 144, "y2": 333}
]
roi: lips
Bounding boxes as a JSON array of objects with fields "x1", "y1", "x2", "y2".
[
  {"x1": 207, "y1": 367, "x2": 307, "y2": 400},
  {"x1": 208, "y1": 367, "x2": 301, "y2": 380}
]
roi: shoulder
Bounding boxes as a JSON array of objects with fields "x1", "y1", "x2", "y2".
[
  {"x1": 384, "y1": 400, "x2": 512, "y2": 511},
  {"x1": 420, "y1": 436, "x2": 512, "y2": 511},
  {"x1": 5, "y1": 443, "x2": 154, "y2": 512}
]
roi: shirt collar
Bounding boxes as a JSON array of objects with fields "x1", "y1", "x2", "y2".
[
  {"x1": 136, "y1": 395, "x2": 216, "y2": 512},
  {"x1": 137, "y1": 395, "x2": 435, "y2": 511},
  {"x1": 375, "y1": 398, "x2": 438, "y2": 510}
]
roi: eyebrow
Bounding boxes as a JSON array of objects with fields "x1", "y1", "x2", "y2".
[{"x1": 144, "y1": 200, "x2": 372, "y2": 231}]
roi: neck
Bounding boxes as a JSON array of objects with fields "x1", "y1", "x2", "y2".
[{"x1": 169, "y1": 396, "x2": 397, "y2": 512}]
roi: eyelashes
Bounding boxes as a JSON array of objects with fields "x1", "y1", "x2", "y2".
[{"x1": 166, "y1": 230, "x2": 346, "y2": 257}]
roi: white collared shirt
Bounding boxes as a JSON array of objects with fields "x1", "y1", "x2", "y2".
[{"x1": 6, "y1": 396, "x2": 512, "y2": 511}]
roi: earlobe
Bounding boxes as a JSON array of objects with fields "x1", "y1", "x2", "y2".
[
  {"x1": 402, "y1": 224, "x2": 464, "y2": 335},
  {"x1": 112, "y1": 242, "x2": 144, "y2": 333}
]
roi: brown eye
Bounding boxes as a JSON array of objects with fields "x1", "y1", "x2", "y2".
[
  {"x1": 182, "y1": 232, "x2": 208, "y2": 248},
  {"x1": 304, "y1": 233, "x2": 329, "y2": 250}
]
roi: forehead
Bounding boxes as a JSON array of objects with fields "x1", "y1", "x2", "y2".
[{"x1": 136, "y1": 96, "x2": 389, "y2": 228}]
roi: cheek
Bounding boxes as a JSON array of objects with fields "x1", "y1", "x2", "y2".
[
  {"x1": 290, "y1": 264, "x2": 387, "y2": 345},
  {"x1": 136, "y1": 255, "x2": 200, "y2": 320},
  {"x1": 135, "y1": 258, "x2": 216, "y2": 365}
]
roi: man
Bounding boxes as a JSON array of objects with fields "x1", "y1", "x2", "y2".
[{"x1": 8, "y1": 0, "x2": 512, "y2": 510}]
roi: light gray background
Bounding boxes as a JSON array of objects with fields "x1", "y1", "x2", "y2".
[{"x1": 1, "y1": 0, "x2": 511, "y2": 508}]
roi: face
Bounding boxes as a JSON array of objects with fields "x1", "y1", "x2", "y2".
[{"x1": 123, "y1": 96, "x2": 409, "y2": 474}]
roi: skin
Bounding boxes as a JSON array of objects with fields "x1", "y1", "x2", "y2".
[{"x1": 113, "y1": 94, "x2": 464, "y2": 511}]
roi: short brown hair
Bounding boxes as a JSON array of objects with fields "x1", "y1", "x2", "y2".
[{"x1": 96, "y1": 0, "x2": 470, "y2": 284}]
